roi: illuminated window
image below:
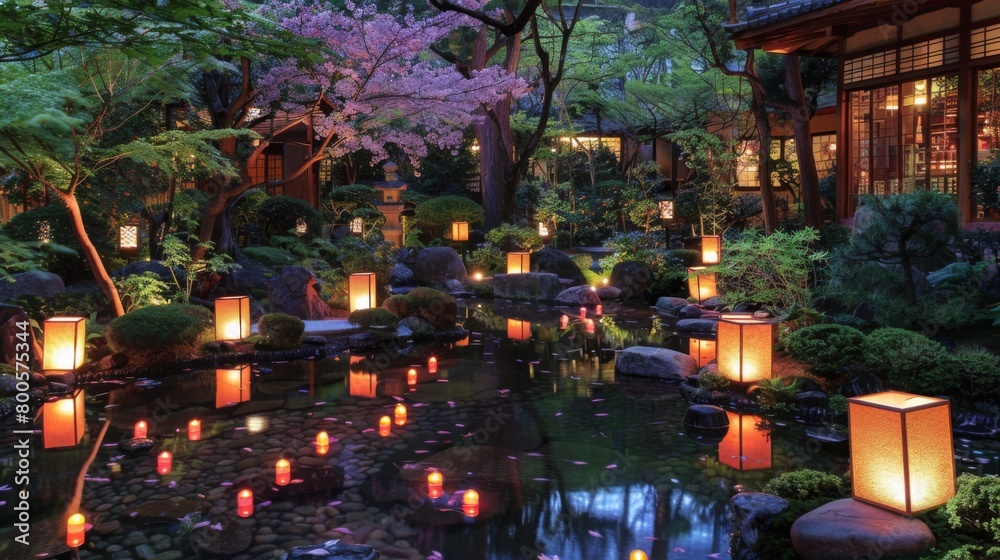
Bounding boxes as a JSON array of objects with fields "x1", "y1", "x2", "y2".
[
  {"x1": 560, "y1": 136, "x2": 622, "y2": 161},
  {"x1": 971, "y1": 22, "x2": 1000, "y2": 59},
  {"x1": 249, "y1": 148, "x2": 284, "y2": 196},
  {"x1": 812, "y1": 134, "x2": 837, "y2": 177}
]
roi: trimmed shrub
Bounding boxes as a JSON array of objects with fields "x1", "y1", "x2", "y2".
[
  {"x1": 4, "y1": 203, "x2": 112, "y2": 280},
  {"x1": 762, "y1": 469, "x2": 845, "y2": 501},
  {"x1": 862, "y1": 327, "x2": 954, "y2": 394},
  {"x1": 954, "y1": 345, "x2": 1000, "y2": 401},
  {"x1": 945, "y1": 473, "x2": 1000, "y2": 542},
  {"x1": 381, "y1": 287, "x2": 456, "y2": 330},
  {"x1": 348, "y1": 308, "x2": 399, "y2": 330},
  {"x1": 413, "y1": 195, "x2": 484, "y2": 240},
  {"x1": 484, "y1": 223, "x2": 542, "y2": 252},
  {"x1": 783, "y1": 324, "x2": 866, "y2": 376},
  {"x1": 256, "y1": 313, "x2": 304, "y2": 350},
  {"x1": 242, "y1": 246, "x2": 298, "y2": 268},
  {"x1": 106, "y1": 303, "x2": 211, "y2": 359},
  {"x1": 254, "y1": 195, "x2": 323, "y2": 241}
]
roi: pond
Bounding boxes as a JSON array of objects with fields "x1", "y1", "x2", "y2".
[{"x1": 2, "y1": 301, "x2": 998, "y2": 560}]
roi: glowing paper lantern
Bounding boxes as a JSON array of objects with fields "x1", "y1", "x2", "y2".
[
  {"x1": 596, "y1": 305, "x2": 603, "y2": 315},
  {"x1": 585, "y1": 319, "x2": 595, "y2": 334},
  {"x1": 275, "y1": 458, "x2": 291, "y2": 486},
  {"x1": 451, "y1": 222, "x2": 469, "y2": 242},
  {"x1": 215, "y1": 366, "x2": 251, "y2": 408},
  {"x1": 188, "y1": 419, "x2": 201, "y2": 441},
  {"x1": 718, "y1": 412, "x2": 772, "y2": 471},
  {"x1": 214, "y1": 295, "x2": 251, "y2": 341},
  {"x1": 394, "y1": 403, "x2": 407, "y2": 426},
  {"x1": 428, "y1": 356, "x2": 438, "y2": 374},
  {"x1": 427, "y1": 471, "x2": 443, "y2": 499},
  {"x1": 630, "y1": 551, "x2": 649, "y2": 560},
  {"x1": 701, "y1": 235, "x2": 721, "y2": 265},
  {"x1": 157, "y1": 451, "x2": 173, "y2": 475},
  {"x1": 66, "y1": 513, "x2": 86, "y2": 547},
  {"x1": 134, "y1": 420, "x2": 147, "y2": 439},
  {"x1": 538, "y1": 222, "x2": 549, "y2": 237},
  {"x1": 379, "y1": 415, "x2": 391, "y2": 437},
  {"x1": 689, "y1": 338, "x2": 717, "y2": 368},
  {"x1": 848, "y1": 391, "x2": 955, "y2": 515},
  {"x1": 42, "y1": 317, "x2": 86, "y2": 371},
  {"x1": 316, "y1": 431, "x2": 330, "y2": 455},
  {"x1": 43, "y1": 388, "x2": 86, "y2": 449},
  {"x1": 717, "y1": 315, "x2": 777, "y2": 383},
  {"x1": 349, "y1": 272, "x2": 377, "y2": 312},
  {"x1": 462, "y1": 489, "x2": 480, "y2": 517},
  {"x1": 237, "y1": 489, "x2": 253, "y2": 517},
  {"x1": 119, "y1": 223, "x2": 140, "y2": 258},
  {"x1": 687, "y1": 267, "x2": 718, "y2": 302},
  {"x1": 506, "y1": 252, "x2": 530, "y2": 274},
  {"x1": 507, "y1": 319, "x2": 531, "y2": 342},
  {"x1": 579, "y1": 307, "x2": 587, "y2": 319},
  {"x1": 407, "y1": 368, "x2": 418, "y2": 386}
]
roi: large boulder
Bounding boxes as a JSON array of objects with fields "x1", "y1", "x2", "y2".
[
  {"x1": 412, "y1": 247, "x2": 468, "y2": 284},
  {"x1": 610, "y1": 261, "x2": 653, "y2": 301},
  {"x1": 532, "y1": 247, "x2": 587, "y2": 286},
  {"x1": 615, "y1": 347, "x2": 697, "y2": 381},
  {"x1": 791, "y1": 498, "x2": 935, "y2": 560},
  {"x1": 0, "y1": 270, "x2": 65, "y2": 303},
  {"x1": 554, "y1": 285, "x2": 601, "y2": 306},
  {"x1": 492, "y1": 273, "x2": 563, "y2": 302},
  {"x1": 676, "y1": 318, "x2": 718, "y2": 336},
  {"x1": 389, "y1": 263, "x2": 417, "y2": 286},
  {"x1": 730, "y1": 493, "x2": 789, "y2": 560},
  {"x1": 267, "y1": 266, "x2": 333, "y2": 320},
  {"x1": 0, "y1": 304, "x2": 42, "y2": 369},
  {"x1": 225, "y1": 267, "x2": 269, "y2": 298}
]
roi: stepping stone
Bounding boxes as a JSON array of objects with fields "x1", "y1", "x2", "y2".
[{"x1": 791, "y1": 498, "x2": 935, "y2": 560}]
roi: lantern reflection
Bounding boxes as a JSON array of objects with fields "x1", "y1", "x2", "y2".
[
  {"x1": 43, "y1": 388, "x2": 86, "y2": 449},
  {"x1": 507, "y1": 319, "x2": 531, "y2": 341},
  {"x1": 718, "y1": 411, "x2": 772, "y2": 471},
  {"x1": 688, "y1": 338, "x2": 716, "y2": 368},
  {"x1": 215, "y1": 366, "x2": 251, "y2": 408}
]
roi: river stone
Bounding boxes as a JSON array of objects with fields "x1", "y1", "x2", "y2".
[
  {"x1": 615, "y1": 346, "x2": 697, "y2": 380},
  {"x1": 554, "y1": 285, "x2": 601, "y2": 306},
  {"x1": 596, "y1": 286, "x2": 621, "y2": 300},
  {"x1": 389, "y1": 263, "x2": 416, "y2": 286},
  {"x1": 791, "y1": 498, "x2": 935, "y2": 560},
  {"x1": 677, "y1": 305, "x2": 702, "y2": 318},
  {"x1": 656, "y1": 296, "x2": 691, "y2": 314},
  {"x1": 492, "y1": 273, "x2": 563, "y2": 302},
  {"x1": 0, "y1": 270, "x2": 65, "y2": 303},
  {"x1": 610, "y1": 261, "x2": 652, "y2": 301},
  {"x1": 683, "y1": 404, "x2": 731, "y2": 445},
  {"x1": 412, "y1": 247, "x2": 468, "y2": 284},
  {"x1": 122, "y1": 497, "x2": 212, "y2": 522},
  {"x1": 532, "y1": 247, "x2": 587, "y2": 286},
  {"x1": 731, "y1": 493, "x2": 789, "y2": 558},
  {"x1": 676, "y1": 318, "x2": 718, "y2": 336},
  {"x1": 118, "y1": 437, "x2": 154, "y2": 453},
  {"x1": 268, "y1": 266, "x2": 333, "y2": 320},
  {"x1": 190, "y1": 520, "x2": 253, "y2": 555},
  {"x1": 284, "y1": 540, "x2": 379, "y2": 560}
]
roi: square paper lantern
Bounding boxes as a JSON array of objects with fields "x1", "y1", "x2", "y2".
[
  {"x1": 507, "y1": 319, "x2": 531, "y2": 341},
  {"x1": 718, "y1": 411, "x2": 772, "y2": 471},
  {"x1": 451, "y1": 222, "x2": 469, "y2": 242},
  {"x1": 848, "y1": 391, "x2": 955, "y2": 515},
  {"x1": 215, "y1": 366, "x2": 251, "y2": 408},
  {"x1": 716, "y1": 315, "x2": 778, "y2": 383},
  {"x1": 215, "y1": 296, "x2": 251, "y2": 341},
  {"x1": 43, "y1": 317, "x2": 86, "y2": 371},
  {"x1": 349, "y1": 370, "x2": 378, "y2": 399},
  {"x1": 43, "y1": 388, "x2": 86, "y2": 449},
  {"x1": 687, "y1": 267, "x2": 718, "y2": 302},
  {"x1": 701, "y1": 235, "x2": 721, "y2": 265},
  {"x1": 349, "y1": 273, "x2": 377, "y2": 312},
  {"x1": 119, "y1": 223, "x2": 140, "y2": 258},
  {"x1": 688, "y1": 338, "x2": 716, "y2": 368},
  {"x1": 658, "y1": 200, "x2": 674, "y2": 220},
  {"x1": 507, "y1": 252, "x2": 531, "y2": 274}
]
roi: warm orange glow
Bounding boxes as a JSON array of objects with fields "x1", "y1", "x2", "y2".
[
  {"x1": 451, "y1": 222, "x2": 469, "y2": 242},
  {"x1": 237, "y1": 489, "x2": 253, "y2": 517},
  {"x1": 407, "y1": 368, "x2": 418, "y2": 385},
  {"x1": 349, "y1": 370, "x2": 378, "y2": 398},
  {"x1": 701, "y1": 235, "x2": 721, "y2": 265},
  {"x1": 719, "y1": 412, "x2": 772, "y2": 471},
  {"x1": 188, "y1": 419, "x2": 201, "y2": 441},
  {"x1": 275, "y1": 458, "x2": 291, "y2": 486},
  {"x1": 629, "y1": 551, "x2": 649, "y2": 560},
  {"x1": 119, "y1": 224, "x2": 140, "y2": 257},
  {"x1": 596, "y1": 305, "x2": 603, "y2": 315},
  {"x1": 687, "y1": 267, "x2": 718, "y2": 302},
  {"x1": 157, "y1": 451, "x2": 173, "y2": 475},
  {"x1": 379, "y1": 415, "x2": 391, "y2": 437},
  {"x1": 134, "y1": 420, "x2": 147, "y2": 439},
  {"x1": 716, "y1": 315, "x2": 777, "y2": 383},
  {"x1": 849, "y1": 391, "x2": 955, "y2": 515},
  {"x1": 462, "y1": 489, "x2": 480, "y2": 517},
  {"x1": 43, "y1": 317, "x2": 86, "y2": 371},
  {"x1": 506, "y1": 252, "x2": 531, "y2": 274},
  {"x1": 560, "y1": 315, "x2": 569, "y2": 329},
  {"x1": 688, "y1": 338, "x2": 717, "y2": 368},
  {"x1": 215, "y1": 366, "x2": 251, "y2": 408},
  {"x1": 507, "y1": 319, "x2": 531, "y2": 341},
  {"x1": 585, "y1": 319, "x2": 595, "y2": 334},
  {"x1": 66, "y1": 513, "x2": 86, "y2": 547},
  {"x1": 316, "y1": 431, "x2": 330, "y2": 455},
  {"x1": 602, "y1": 278, "x2": 609, "y2": 285},
  {"x1": 349, "y1": 272, "x2": 377, "y2": 312},
  {"x1": 428, "y1": 356, "x2": 438, "y2": 373},
  {"x1": 579, "y1": 307, "x2": 587, "y2": 319},
  {"x1": 394, "y1": 403, "x2": 407, "y2": 425},
  {"x1": 473, "y1": 272, "x2": 483, "y2": 281},
  {"x1": 214, "y1": 295, "x2": 251, "y2": 341},
  {"x1": 427, "y1": 471, "x2": 444, "y2": 498},
  {"x1": 43, "y1": 388, "x2": 86, "y2": 449}
]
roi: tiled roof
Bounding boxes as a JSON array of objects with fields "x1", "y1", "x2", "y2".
[{"x1": 723, "y1": 0, "x2": 848, "y2": 33}]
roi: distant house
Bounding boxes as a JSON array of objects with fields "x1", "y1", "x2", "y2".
[{"x1": 727, "y1": 0, "x2": 1000, "y2": 228}]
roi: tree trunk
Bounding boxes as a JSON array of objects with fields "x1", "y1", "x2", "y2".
[
  {"x1": 784, "y1": 55, "x2": 822, "y2": 228},
  {"x1": 750, "y1": 93, "x2": 778, "y2": 234},
  {"x1": 61, "y1": 194, "x2": 125, "y2": 317}
]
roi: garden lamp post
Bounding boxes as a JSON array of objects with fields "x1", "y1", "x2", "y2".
[{"x1": 659, "y1": 200, "x2": 674, "y2": 246}]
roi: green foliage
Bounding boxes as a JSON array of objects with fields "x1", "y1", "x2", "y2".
[
  {"x1": 716, "y1": 228, "x2": 826, "y2": 315},
  {"x1": 161, "y1": 234, "x2": 238, "y2": 302},
  {"x1": 938, "y1": 545, "x2": 1000, "y2": 560},
  {"x1": 4, "y1": 202, "x2": 110, "y2": 279},
  {"x1": 698, "y1": 369, "x2": 730, "y2": 391},
  {"x1": 783, "y1": 324, "x2": 866, "y2": 376},
  {"x1": 321, "y1": 184, "x2": 380, "y2": 223},
  {"x1": 232, "y1": 189, "x2": 270, "y2": 234},
  {"x1": 0, "y1": 234, "x2": 53, "y2": 280},
  {"x1": 945, "y1": 474, "x2": 1000, "y2": 542},
  {"x1": 862, "y1": 328, "x2": 954, "y2": 394},
  {"x1": 413, "y1": 195, "x2": 484, "y2": 240},
  {"x1": 601, "y1": 232, "x2": 689, "y2": 299},
  {"x1": 752, "y1": 497, "x2": 834, "y2": 560},
  {"x1": 381, "y1": 287, "x2": 456, "y2": 330},
  {"x1": 14, "y1": 291, "x2": 106, "y2": 321},
  {"x1": 484, "y1": 223, "x2": 543, "y2": 252},
  {"x1": 828, "y1": 394, "x2": 848, "y2": 417},
  {"x1": 972, "y1": 151, "x2": 1000, "y2": 212},
  {"x1": 242, "y1": 246, "x2": 298, "y2": 268},
  {"x1": 256, "y1": 313, "x2": 305, "y2": 350},
  {"x1": 348, "y1": 308, "x2": 399, "y2": 331},
  {"x1": 172, "y1": 189, "x2": 210, "y2": 235},
  {"x1": 106, "y1": 303, "x2": 211, "y2": 358},
  {"x1": 664, "y1": 249, "x2": 700, "y2": 267},
  {"x1": 467, "y1": 242, "x2": 505, "y2": 274},
  {"x1": 762, "y1": 469, "x2": 845, "y2": 501},
  {"x1": 954, "y1": 345, "x2": 1000, "y2": 401},
  {"x1": 254, "y1": 196, "x2": 324, "y2": 241},
  {"x1": 112, "y1": 272, "x2": 171, "y2": 313},
  {"x1": 752, "y1": 376, "x2": 802, "y2": 416}
]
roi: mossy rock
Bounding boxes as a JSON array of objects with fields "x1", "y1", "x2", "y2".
[{"x1": 256, "y1": 312, "x2": 305, "y2": 349}]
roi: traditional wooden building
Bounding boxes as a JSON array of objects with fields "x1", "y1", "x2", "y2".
[{"x1": 727, "y1": 0, "x2": 1000, "y2": 228}]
